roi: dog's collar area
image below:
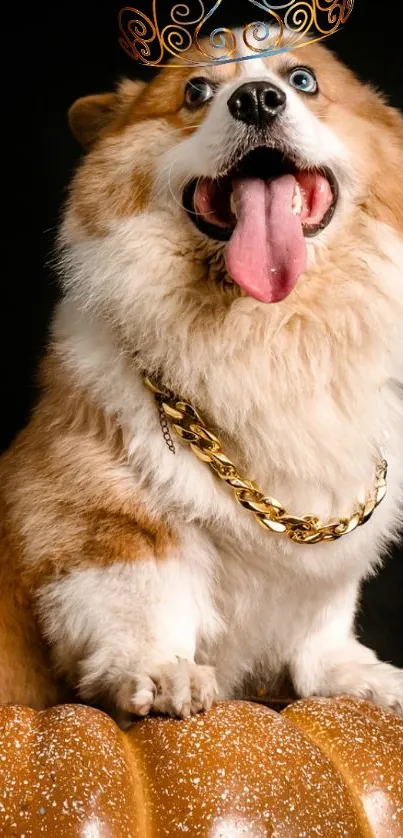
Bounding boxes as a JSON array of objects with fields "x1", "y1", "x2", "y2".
[{"x1": 144, "y1": 374, "x2": 388, "y2": 546}]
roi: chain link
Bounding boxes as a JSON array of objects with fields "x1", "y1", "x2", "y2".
[
  {"x1": 157, "y1": 396, "x2": 176, "y2": 454},
  {"x1": 144, "y1": 376, "x2": 388, "y2": 545}
]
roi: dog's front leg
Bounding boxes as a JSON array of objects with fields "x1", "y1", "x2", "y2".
[
  {"x1": 289, "y1": 580, "x2": 403, "y2": 716},
  {"x1": 37, "y1": 557, "x2": 218, "y2": 719}
]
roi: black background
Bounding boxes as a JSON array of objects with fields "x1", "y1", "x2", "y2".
[{"x1": 2, "y1": 2, "x2": 402, "y2": 665}]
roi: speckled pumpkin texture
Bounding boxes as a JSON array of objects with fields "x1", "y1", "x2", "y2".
[{"x1": 0, "y1": 698, "x2": 401, "y2": 836}]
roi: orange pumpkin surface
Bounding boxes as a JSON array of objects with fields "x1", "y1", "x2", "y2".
[{"x1": 0, "y1": 698, "x2": 401, "y2": 837}]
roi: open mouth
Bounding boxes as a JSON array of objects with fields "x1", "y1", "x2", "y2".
[{"x1": 183, "y1": 147, "x2": 339, "y2": 303}]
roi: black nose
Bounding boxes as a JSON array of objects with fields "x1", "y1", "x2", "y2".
[{"x1": 227, "y1": 81, "x2": 286, "y2": 127}]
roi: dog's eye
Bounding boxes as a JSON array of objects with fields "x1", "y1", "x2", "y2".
[
  {"x1": 289, "y1": 67, "x2": 318, "y2": 95},
  {"x1": 185, "y1": 78, "x2": 215, "y2": 108}
]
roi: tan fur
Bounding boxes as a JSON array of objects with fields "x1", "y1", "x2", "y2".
[
  {"x1": 0, "y1": 514, "x2": 61, "y2": 707},
  {"x1": 68, "y1": 57, "x2": 242, "y2": 235},
  {"x1": 66, "y1": 44, "x2": 403, "y2": 242},
  {"x1": 1, "y1": 38, "x2": 403, "y2": 711},
  {"x1": 293, "y1": 45, "x2": 403, "y2": 233},
  {"x1": 0, "y1": 355, "x2": 176, "y2": 705}
]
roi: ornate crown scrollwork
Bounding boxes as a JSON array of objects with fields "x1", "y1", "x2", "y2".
[{"x1": 118, "y1": 0, "x2": 354, "y2": 68}]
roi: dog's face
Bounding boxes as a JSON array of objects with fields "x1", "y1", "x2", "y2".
[
  {"x1": 64, "y1": 34, "x2": 403, "y2": 327},
  {"x1": 156, "y1": 41, "x2": 348, "y2": 305}
]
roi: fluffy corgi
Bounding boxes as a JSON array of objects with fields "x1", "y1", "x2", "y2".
[{"x1": 1, "y1": 31, "x2": 403, "y2": 719}]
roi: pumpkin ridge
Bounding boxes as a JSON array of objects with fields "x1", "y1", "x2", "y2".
[
  {"x1": 283, "y1": 696, "x2": 403, "y2": 838},
  {"x1": 119, "y1": 725, "x2": 152, "y2": 836}
]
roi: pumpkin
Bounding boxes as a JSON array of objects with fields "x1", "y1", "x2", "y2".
[{"x1": 0, "y1": 698, "x2": 401, "y2": 837}]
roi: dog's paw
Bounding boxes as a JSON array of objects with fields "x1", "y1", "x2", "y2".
[
  {"x1": 318, "y1": 660, "x2": 403, "y2": 717},
  {"x1": 116, "y1": 658, "x2": 218, "y2": 719}
]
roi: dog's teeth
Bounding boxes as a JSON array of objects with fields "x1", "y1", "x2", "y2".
[
  {"x1": 230, "y1": 193, "x2": 237, "y2": 218},
  {"x1": 292, "y1": 183, "x2": 303, "y2": 216}
]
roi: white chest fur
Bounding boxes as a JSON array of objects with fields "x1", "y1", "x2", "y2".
[{"x1": 46, "y1": 218, "x2": 403, "y2": 712}]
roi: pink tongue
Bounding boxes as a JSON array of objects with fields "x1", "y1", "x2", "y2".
[{"x1": 225, "y1": 175, "x2": 307, "y2": 303}]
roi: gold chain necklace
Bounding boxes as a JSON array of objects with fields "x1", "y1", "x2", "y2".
[{"x1": 144, "y1": 376, "x2": 388, "y2": 545}]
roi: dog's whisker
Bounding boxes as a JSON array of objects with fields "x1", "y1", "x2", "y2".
[
  {"x1": 167, "y1": 170, "x2": 219, "y2": 220},
  {"x1": 162, "y1": 155, "x2": 219, "y2": 221}
]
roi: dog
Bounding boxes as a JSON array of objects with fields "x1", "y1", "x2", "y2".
[{"x1": 1, "y1": 30, "x2": 403, "y2": 720}]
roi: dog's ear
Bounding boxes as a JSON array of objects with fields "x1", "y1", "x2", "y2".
[
  {"x1": 68, "y1": 79, "x2": 146, "y2": 148},
  {"x1": 68, "y1": 93, "x2": 118, "y2": 148}
]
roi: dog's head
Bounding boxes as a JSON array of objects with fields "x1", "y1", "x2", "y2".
[{"x1": 63, "y1": 33, "x2": 403, "y2": 373}]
